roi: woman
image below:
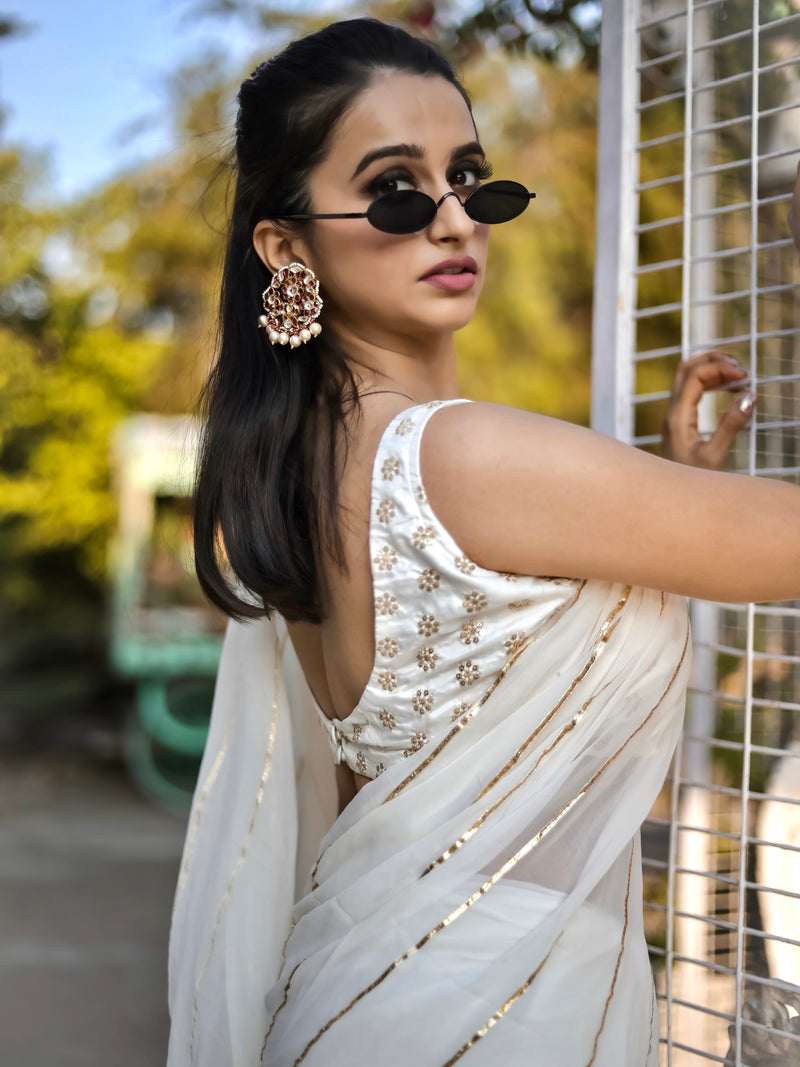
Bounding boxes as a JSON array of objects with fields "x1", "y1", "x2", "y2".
[{"x1": 167, "y1": 19, "x2": 800, "y2": 1066}]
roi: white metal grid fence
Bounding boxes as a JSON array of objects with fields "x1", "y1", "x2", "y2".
[{"x1": 592, "y1": 1, "x2": 800, "y2": 1063}]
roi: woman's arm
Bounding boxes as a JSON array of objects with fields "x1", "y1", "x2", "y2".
[{"x1": 422, "y1": 401, "x2": 800, "y2": 604}]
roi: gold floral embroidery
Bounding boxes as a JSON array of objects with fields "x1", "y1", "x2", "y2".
[
  {"x1": 373, "y1": 545, "x2": 398, "y2": 572},
  {"x1": 356, "y1": 752, "x2": 368, "y2": 775},
  {"x1": 377, "y1": 499, "x2": 396, "y2": 524},
  {"x1": 395, "y1": 418, "x2": 414, "y2": 436},
  {"x1": 417, "y1": 646, "x2": 439, "y2": 672},
  {"x1": 417, "y1": 613, "x2": 440, "y2": 637},
  {"x1": 414, "y1": 484, "x2": 427, "y2": 504},
  {"x1": 463, "y1": 591, "x2": 488, "y2": 614},
  {"x1": 425, "y1": 400, "x2": 444, "y2": 409},
  {"x1": 403, "y1": 730, "x2": 429, "y2": 757},
  {"x1": 504, "y1": 632, "x2": 526, "y2": 655},
  {"x1": 508, "y1": 599, "x2": 533, "y2": 611},
  {"x1": 451, "y1": 700, "x2": 472, "y2": 722},
  {"x1": 412, "y1": 525, "x2": 436, "y2": 549},
  {"x1": 460, "y1": 619, "x2": 484, "y2": 645},
  {"x1": 499, "y1": 571, "x2": 519, "y2": 583},
  {"x1": 379, "y1": 709, "x2": 396, "y2": 729},
  {"x1": 376, "y1": 637, "x2": 399, "y2": 659},
  {"x1": 376, "y1": 592, "x2": 399, "y2": 616},
  {"x1": 455, "y1": 555, "x2": 475, "y2": 575},
  {"x1": 351, "y1": 723, "x2": 363, "y2": 742},
  {"x1": 412, "y1": 689, "x2": 433, "y2": 714},
  {"x1": 456, "y1": 660, "x2": 481, "y2": 687},
  {"x1": 381, "y1": 456, "x2": 402, "y2": 480},
  {"x1": 375, "y1": 762, "x2": 386, "y2": 776},
  {"x1": 378, "y1": 669, "x2": 397, "y2": 692},
  {"x1": 418, "y1": 569, "x2": 441, "y2": 592}
]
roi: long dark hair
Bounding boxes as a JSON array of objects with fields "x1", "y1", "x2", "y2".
[{"x1": 193, "y1": 18, "x2": 470, "y2": 623}]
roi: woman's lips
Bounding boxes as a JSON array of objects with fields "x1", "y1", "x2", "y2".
[
  {"x1": 423, "y1": 271, "x2": 477, "y2": 291},
  {"x1": 420, "y1": 257, "x2": 478, "y2": 292}
]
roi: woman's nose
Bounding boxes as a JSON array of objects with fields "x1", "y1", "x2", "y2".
[{"x1": 428, "y1": 189, "x2": 475, "y2": 240}]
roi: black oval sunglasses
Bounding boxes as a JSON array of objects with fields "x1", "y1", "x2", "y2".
[{"x1": 279, "y1": 180, "x2": 536, "y2": 236}]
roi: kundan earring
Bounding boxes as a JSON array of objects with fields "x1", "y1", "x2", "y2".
[{"x1": 258, "y1": 262, "x2": 323, "y2": 348}]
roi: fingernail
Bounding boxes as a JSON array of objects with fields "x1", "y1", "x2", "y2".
[
  {"x1": 722, "y1": 354, "x2": 745, "y2": 369},
  {"x1": 738, "y1": 392, "x2": 757, "y2": 416}
]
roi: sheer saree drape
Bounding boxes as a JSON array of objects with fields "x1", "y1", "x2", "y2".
[{"x1": 168, "y1": 580, "x2": 690, "y2": 1066}]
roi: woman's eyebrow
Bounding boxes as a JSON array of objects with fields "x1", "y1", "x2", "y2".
[
  {"x1": 352, "y1": 143, "x2": 424, "y2": 179},
  {"x1": 351, "y1": 140, "x2": 486, "y2": 180}
]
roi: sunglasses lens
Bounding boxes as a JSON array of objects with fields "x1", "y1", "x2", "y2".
[
  {"x1": 466, "y1": 181, "x2": 532, "y2": 224},
  {"x1": 367, "y1": 190, "x2": 436, "y2": 234}
]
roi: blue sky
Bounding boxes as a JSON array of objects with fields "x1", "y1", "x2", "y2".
[{"x1": 0, "y1": 0, "x2": 260, "y2": 199}]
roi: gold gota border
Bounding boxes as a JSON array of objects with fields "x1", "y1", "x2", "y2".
[
  {"x1": 261, "y1": 957, "x2": 303, "y2": 1060},
  {"x1": 420, "y1": 585, "x2": 631, "y2": 878},
  {"x1": 645, "y1": 980, "x2": 657, "y2": 1063},
  {"x1": 442, "y1": 842, "x2": 634, "y2": 1067},
  {"x1": 476, "y1": 586, "x2": 631, "y2": 803},
  {"x1": 440, "y1": 941, "x2": 559, "y2": 1066},
  {"x1": 382, "y1": 579, "x2": 590, "y2": 805},
  {"x1": 292, "y1": 618, "x2": 690, "y2": 1067},
  {"x1": 307, "y1": 623, "x2": 547, "y2": 891},
  {"x1": 421, "y1": 671, "x2": 608, "y2": 878},
  {"x1": 307, "y1": 581, "x2": 589, "y2": 891},
  {"x1": 585, "y1": 844, "x2": 634, "y2": 1067},
  {"x1": 438, "y1": 628, "x2": 689, "y2": 1067},
  {"x1": 188, "y1": 632, "x2": 282, "y2": 1064},
  {"x1": 174, "y1": 717, "x2": 234, "y2": 901}
]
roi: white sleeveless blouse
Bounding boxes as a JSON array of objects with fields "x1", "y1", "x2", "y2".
[{"x1": 315, "y1": 399, "x2": 585, "y2": 779}]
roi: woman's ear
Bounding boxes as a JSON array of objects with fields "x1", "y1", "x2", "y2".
[{"x1": 252, "y1": 220, "x2": 311, "y2": 274}]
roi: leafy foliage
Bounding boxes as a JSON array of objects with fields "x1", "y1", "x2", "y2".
[{"x1": 0, "y1": 11, "x2": 604, "y2": 729}]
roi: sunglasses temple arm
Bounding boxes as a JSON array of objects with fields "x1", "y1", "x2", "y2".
[{"x1": 281, "y1": 211, "x2": 369, "y2": 221}]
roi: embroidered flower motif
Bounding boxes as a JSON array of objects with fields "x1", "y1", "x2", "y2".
[
  {"x1": 379, "y1": 709, "x2": 396, "y2": 729},
  {"x1": 351, "y1": 723, "x2": 363, "y2": 742},
  {"x1": 412, "y1": 525, "x2": 436, "y2": 549},
  {"x1": 395, "y1": 418, "x2": 414, "y2": 436},
  {"x1": 451, "y1": 700, "x2": 472, "y2": 722},
  {"x1": 463, "y1": 591, "x2": 488, "y2": 614},
  {"x1": 505, "y1": 632, "x2": 527, "y2": 655},
  {"x1": 509, "y1": 599, "x2": 533, "y2": 611},
  {"x1": 417, "y1": 568, "x2": 441, "y2": 592},
  {"x1": 499, "y1": 571, "x2": 519, "y2": 583},
  {"x1": 460, "y1": 619, "x2": 484, "y2": 645},
  {"x1": 375, "y1": 762, "x2": 386, "y2": 776},
  {"x1": 378, "y1": 669, "x2": 397, "y2": 692},
  {"x1": 376, "y1": 637, "x2": 399, "y2": 659},
  {"x1": 377, "y1": 499, "x2": 397, "y2": 524},
  {"x1": 414, "y1": 484, "x2": 427, "y2": 505},
  {"x1": 376, "y1": 592, "x2": 399, "y2": 616},
  {"x1": 373, "y1": 545, "x2": 398, "y2": 572},
  {"x1": 456, "y1": 660, "x2": 481, "y2": 687},
  {"x1": 403, "y1": 730, "x2": 429, "y2": 757},
  {"x1": 417, "y1": 613, "x2": 440, "y2": 637},
  {"x1": 425, "y1": 400, "x2": 444, "y2": 409},
  {"x1": 381, "y1": 456, "x2": 402, "y2": 481},
  {"x1": 356, "y1": 752, "x2": 368, "y2": 775},
  {"x1": 417, "y1": 646, "x2": 439, "y2": 672},
  {"x1": 455, "y1": 555, "x2": 476, "y2": 575},
  {"x1": 412, "y1": 689, "x2": 433, "y2": 714}
]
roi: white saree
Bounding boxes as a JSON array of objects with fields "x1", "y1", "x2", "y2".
[{"x1": 168, "y1": 579, "x2": 691, "y2": 1066}]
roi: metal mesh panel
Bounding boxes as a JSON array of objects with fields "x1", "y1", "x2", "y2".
[{"x1": 592, "y1": 2, "x2": 800, "y2": 1063}]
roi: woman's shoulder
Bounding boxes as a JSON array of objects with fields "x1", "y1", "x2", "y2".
[{"x1": 420, "y1": 400, "x2": 595, "y2": 484}]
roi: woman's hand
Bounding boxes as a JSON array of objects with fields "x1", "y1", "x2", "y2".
[
  {"x1": 789, "y1": 159, "x2": 800, "y2": 256},
  {"x1": 661, "y1": 351, "x2": 755, "y2": 470}
]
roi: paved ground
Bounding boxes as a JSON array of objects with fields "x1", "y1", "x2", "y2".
[{"x1": 0, "y1": 757, "x2": 187, "y2": 1067}]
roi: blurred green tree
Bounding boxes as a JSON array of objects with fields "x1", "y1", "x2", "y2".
[{"x1": 0, "y1": 4, "x2": 633, "y2": 739}]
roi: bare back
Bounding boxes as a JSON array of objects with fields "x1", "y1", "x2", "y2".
[{"x1": 285, "y1": 394, "x2": 419, "y2": 792}]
